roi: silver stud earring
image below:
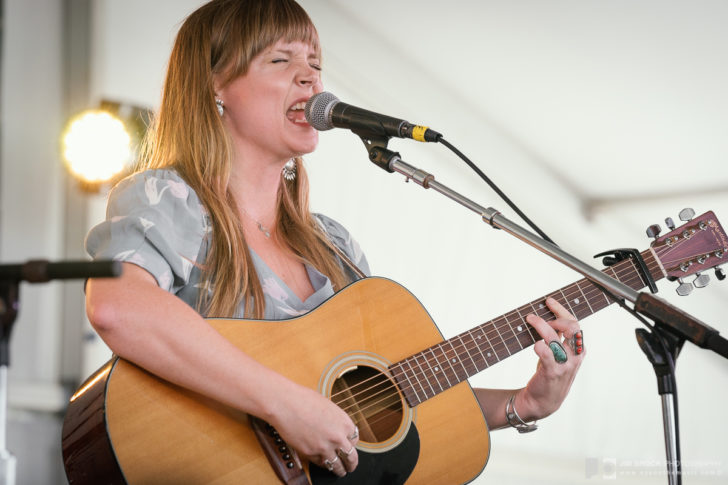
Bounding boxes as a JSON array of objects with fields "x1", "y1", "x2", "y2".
[
  {"x1": 215, "y1": 98, "x2": 224, "y2": 116},
  {"x1": 282, "y1": 159, "x2": 297, "y2": 181}
]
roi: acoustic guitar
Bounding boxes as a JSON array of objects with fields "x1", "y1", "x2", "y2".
[{"x1": 62, "y1": 210, "x2": 727, "y2": 484}]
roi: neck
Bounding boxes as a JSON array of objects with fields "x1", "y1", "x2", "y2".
[{"x1": 229, "y1": 152, "x2": 287, "y2": 226}]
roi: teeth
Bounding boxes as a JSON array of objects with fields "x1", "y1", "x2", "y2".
[{"x1": 290, "y1": 102, "x2": 306, "y2": 111}]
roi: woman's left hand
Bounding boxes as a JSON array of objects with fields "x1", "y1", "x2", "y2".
[{"x1": 515, "y1": 296, "x2": 586, "y2": 421}]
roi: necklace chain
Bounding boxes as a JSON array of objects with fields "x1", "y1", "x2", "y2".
[{"x1": 241, "y1": 208, "x2": 273, "y2": 238}]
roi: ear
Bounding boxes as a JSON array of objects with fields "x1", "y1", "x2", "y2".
[{"x1": 212, "y1": 71, "x2": 225, "y2": 98}]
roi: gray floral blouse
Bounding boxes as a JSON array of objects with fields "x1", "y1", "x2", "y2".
[{"x1": 86, "y1": 169, "x2": 370, "y2": 320}]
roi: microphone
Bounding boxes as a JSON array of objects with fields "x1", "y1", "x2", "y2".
[{"x1": 304, "y1": 92, "x2": 441, "y2": 143}]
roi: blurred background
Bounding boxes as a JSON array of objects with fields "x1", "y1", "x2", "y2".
[{"x1": 1, "y1": 0, "x2": 726, "y2": 483}]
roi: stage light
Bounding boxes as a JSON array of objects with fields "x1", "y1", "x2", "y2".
[
  {"x1": 62, "y1": 110, "x2": 132, "y2": 185},
  {"x1": 62, "y1": 100, "x2": 152, "y2": 191}
]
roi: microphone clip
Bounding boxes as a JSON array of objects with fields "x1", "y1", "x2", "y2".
[{"x1": 357, "y1": 133, "x2": 399, "y2": 173}]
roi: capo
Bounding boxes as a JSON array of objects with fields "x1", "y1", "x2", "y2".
[{"x1": 594, "y1": 248, "x2": 658, "y2": 294}]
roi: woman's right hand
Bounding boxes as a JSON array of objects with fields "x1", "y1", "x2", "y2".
[{"x1": 270, "y1": 383, "x2": 359, "y2": 477}]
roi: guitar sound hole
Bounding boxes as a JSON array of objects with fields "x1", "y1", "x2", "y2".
[{"x1": 331, "y1": 366, "x2": 404, "y2": 444}]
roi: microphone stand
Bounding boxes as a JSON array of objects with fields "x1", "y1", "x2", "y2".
[
  {"x1": 359, "y1": 135, "x2": 728, "y2": 485},
  {"x1": 0, "y1": 259, "x2": 121, "y2": 485}
]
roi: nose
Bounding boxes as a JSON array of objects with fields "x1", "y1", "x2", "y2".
[{"x1": 295, "y1": 61, "x2": 320, "y2": 88}]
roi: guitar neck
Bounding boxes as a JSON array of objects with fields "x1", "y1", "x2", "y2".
[{"x1": 390, "y1": 249, "x2": 664, "y2": 407}]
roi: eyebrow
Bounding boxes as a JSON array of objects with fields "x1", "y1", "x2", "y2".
[{"x1": 271, "y1": 48, "x2": 319, "y2": 61}]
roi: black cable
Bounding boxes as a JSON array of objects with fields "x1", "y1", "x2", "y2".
[{"x1": 438, "y1": 137, "x2": 558, "y2": 246}]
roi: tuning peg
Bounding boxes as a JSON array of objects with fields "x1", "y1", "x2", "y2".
[
  {"x1": 693, "y1": 273, "x2": 710, "y2": 288},
  {"x1": 646, "y1": 224, "x2": 661, "y2": 239},
  {"x1": 679, "y1": 208, "x2": 696, "y2": 222},
  {"x1": 676, "y1": 278, "x2": 693, "y2": 296},
  {"x1": 665, "y1": 217, "x2": 676, "y2": 230},
  {"x1": 716, "y1": 267, "x2": 726, "y2": 281}
]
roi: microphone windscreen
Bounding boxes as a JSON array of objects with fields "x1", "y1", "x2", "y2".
[{"x1": 305, "y1": 92, "x2": 339, "y2": 131}]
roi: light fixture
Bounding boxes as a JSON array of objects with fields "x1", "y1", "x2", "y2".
[{"x1": 61, "y1": 100, "x2": 152, "y2": 191}]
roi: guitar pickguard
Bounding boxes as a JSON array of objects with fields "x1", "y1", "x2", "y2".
[{"x1": 309, "y1": 423, "x2": 420, "y2": 485}]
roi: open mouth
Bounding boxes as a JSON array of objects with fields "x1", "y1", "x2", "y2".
[{"x1": 286, "y1": 101, "x2": 309, "y2": 124}]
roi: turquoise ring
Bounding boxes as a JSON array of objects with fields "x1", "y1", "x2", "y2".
[{"x1": 549, "y1": 340, "x2": 568, "y2": 364}]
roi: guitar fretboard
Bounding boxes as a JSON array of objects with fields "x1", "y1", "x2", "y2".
[{"x1": 389, "y1": 250, "x2": 662, "y2": 407}]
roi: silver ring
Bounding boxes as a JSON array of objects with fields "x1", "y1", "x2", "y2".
[
  {"x1": 347, "y1": 426, "x2": 359, "y2": 441},
  {"x1": 338, "y1": 446, "x2": 355, "y2": 458},
  {"x1": 323, "y1": 455, "x2": 339, "y2": 471}
]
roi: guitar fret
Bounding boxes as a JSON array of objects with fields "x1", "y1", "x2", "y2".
[
  {"x1": 412, "y1": 354, "x2": 436, "y2": 399},
  {"x1": 389, "y1": 363, "x2": 419, "y2": 407},
  {"x1": 473, "y1": 325, "x2": 499, "y2": 366},
  {"x1": 404, "y1": 358, "x2": 427, "y2": 404},
  {"x1": 447, "y1": 340, "x2": 468, "y2": 381},
  {"x1": 558, "y1": 288, "x2": 575, "y2": 315},
  {"x1": 564, "y1": 284, "x2": 592, "y2": 320},
  {"x1": 467, "y1": 329, "x2": 489, "y2": 370},
  {"x1": 576, "y1": 281, "x2": 595, "y2": 314},
  {"x1": 459, "y1": 333, "x2": 481, "y2": 373},
  {"x1": 491, "y1": 317, "x2": 512, "y2": 360},
  {"x1": 438, "y1": 343, "x2": 461, "y2": 385},
  {"x1": 628, "y1": 257, "x2": 646, "y2": 288},
  {"x1": 505, "y1": 312, "x2": 524, "y2": 351},
  {"x1": 512, "y1": 308, "x2": 536, "y2": 349},
  {"x1": 421, "y1": 349, "x2": 445, "y2": 393},
  {"x1": 427, "y1": 347, "x2": 453, "y2": 389}
]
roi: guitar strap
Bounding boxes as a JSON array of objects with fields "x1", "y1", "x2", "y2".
[
  {"x1": 329, "y1": 242, "x2": 367, "y2": 280},
  {"x1": 314, "y1": 214, "x2": 368, "y2": 281}
]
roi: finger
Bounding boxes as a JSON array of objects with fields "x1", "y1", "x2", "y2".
[
  {"x1": 533, "y1": 338, "x2": 554, "y2": 363},
  {"x1": 545, "y1": 296, "x2": 577, "y2": 321},
  {"x1": 526, "y1": 311, "x2": 560, "y2": 343},
  {"x1": 541, "y1": 298, "x2": 581, "y2": 336},
  {"x1": 338, "y1": 446, "x2": 358, "y2": 472},
  {"x1": 323, "y1": 454, "x2": 346, "y2": 477}
]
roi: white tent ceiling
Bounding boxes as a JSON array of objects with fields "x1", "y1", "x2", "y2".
[{"x1": 304, "y1": 0, "x2": 728, "y2": 208}]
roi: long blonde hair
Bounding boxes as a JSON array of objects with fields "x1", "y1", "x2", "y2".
[{"x1": 140, "y1": 0, "x2": 350, "y2": 318}]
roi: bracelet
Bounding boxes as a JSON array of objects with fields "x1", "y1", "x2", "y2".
[{"x1": 505, "y1": 394, "x2": 538, "y2": 433}]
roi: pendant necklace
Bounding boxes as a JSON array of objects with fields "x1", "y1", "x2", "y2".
[{"x1": 241, "y1": 208, "x2": 272, "y2": 238}]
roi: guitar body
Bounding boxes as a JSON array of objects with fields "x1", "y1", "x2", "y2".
[{"x1": 62, "y1": 277, "x2": 490, "y2": 484}]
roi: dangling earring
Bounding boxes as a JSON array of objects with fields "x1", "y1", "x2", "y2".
[
  {"x1": 215, "y1": 98, "x2": 224, "y2": 116},
  {"x1": 282, "y1": 159, "x2": 297, "y2": 181}
]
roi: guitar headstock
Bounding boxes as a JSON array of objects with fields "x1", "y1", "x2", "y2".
[{"x1": 649, "y1": 210, "x2": 727, "y2": 292}]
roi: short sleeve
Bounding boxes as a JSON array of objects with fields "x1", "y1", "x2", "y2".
[
  {"x1": 314, "y1": 213, "x2": 371, "y2": 277},
  {"x1": 85, "y1": 169, "x2": 209, "y2": 293}
]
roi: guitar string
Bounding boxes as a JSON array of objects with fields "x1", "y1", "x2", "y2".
[
  {"x1": 334, "y1": 267, "x2": 647, "y2": 411},
  {"x1": 385, "y1": 232, "x2": 718, "y2": 403},
  {"x1": 390, "y1": 240, "x2": 711, "y2": 402},
  {"x1": 330, "y1": 258, "x2": 653, "y2": 411},
  {"x1": 336, "y1": 271, "x2": 644, "y2": 413},
  {"x1": 331, "y1": 236, "x2": 714, "y2": 414},
  {"x1": 330, "y1": 256, "x2": 654, "y2": 406},
  {"x1": 336, "y1": 228, "x2": 725, "y2": 427}
]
